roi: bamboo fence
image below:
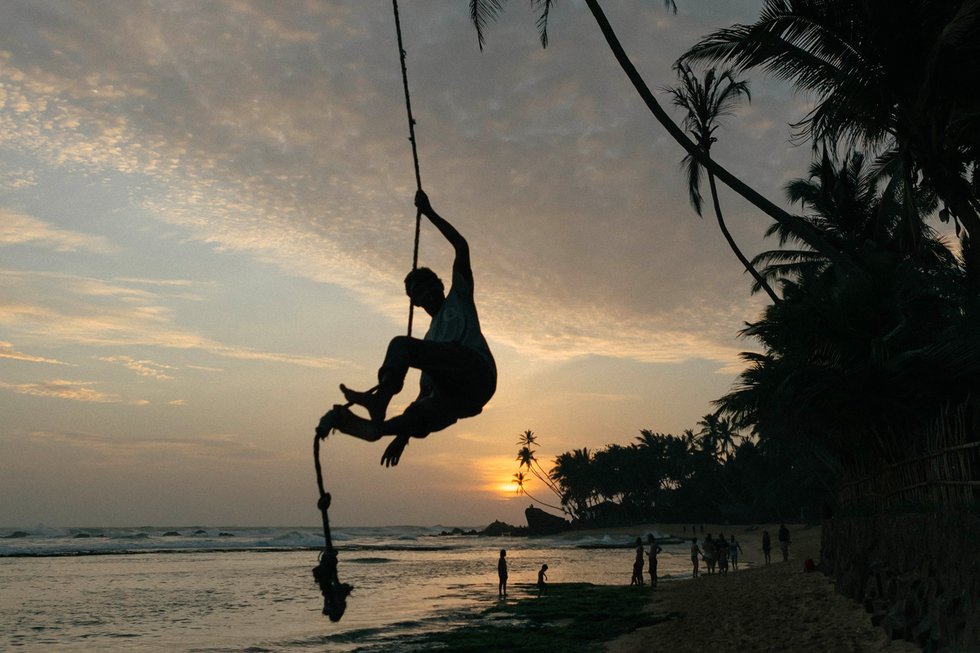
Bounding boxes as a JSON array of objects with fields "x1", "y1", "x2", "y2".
[{"x1": 839, "y1": 401, "x2": 980, "y2": 511}]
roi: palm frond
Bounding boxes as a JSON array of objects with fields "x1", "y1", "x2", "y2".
[{"x1": 470, "y1": 0, "x2": 506, "y2": 51}]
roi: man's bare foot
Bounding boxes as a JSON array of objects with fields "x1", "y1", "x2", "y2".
[{"x1": 340, "y1": 384, "x2": 389, "y2": 424}]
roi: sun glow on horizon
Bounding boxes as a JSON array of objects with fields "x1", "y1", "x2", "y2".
[{"x1": 475, "y1": 456, "x2": 522, "y2": 499}]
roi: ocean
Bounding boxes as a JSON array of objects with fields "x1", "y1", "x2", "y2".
[{"x1": 0, "y1": 524, "x2": 698, "y2": 652}]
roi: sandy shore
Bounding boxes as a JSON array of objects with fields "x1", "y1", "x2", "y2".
[{"x1": 605, "y1": 523, "x2": 920, "y2": 653}]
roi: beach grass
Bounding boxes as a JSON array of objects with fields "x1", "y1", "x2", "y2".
[{"x1": 411, "y1": 582, "x2": 672, "y2": 652}]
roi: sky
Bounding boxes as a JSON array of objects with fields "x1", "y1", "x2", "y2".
[{"x1": 0, "y1": 0, "x2": 817, "y2": 528}]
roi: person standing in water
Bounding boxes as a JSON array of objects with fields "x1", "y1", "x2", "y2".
[
  {"x1": 630, "y1": 537, "x2": 645, "y2": 586},
  {"x1": 497, "y1": 549, "x2": 508, "y2": 598},
  {"x1": 690, "y1": 538, "x2": 702, "y2": 578},
  {"x1": 537, "y1": 563, "x2": 548, "y2": 596},
  {"x1": 646, "y1": 534, "x2": 663, "y2": 587}
]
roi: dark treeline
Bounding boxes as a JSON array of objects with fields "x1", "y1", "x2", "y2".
[{"x1": 515, "y1": 421, "x2": 833, "y2": 527}]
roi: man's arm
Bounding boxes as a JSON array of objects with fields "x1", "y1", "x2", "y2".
[{"x1": 415, "y1": 190, "x2": 472, "y2": 282}]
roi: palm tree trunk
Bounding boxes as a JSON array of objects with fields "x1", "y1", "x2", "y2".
[
  {"x1": 707, "y1": 170, "x2": 781, "y2": 303},
  {"x1": 582, "y1": 0, "x2": 860, "y2": 277}
]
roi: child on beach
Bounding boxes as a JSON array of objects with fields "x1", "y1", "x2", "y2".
[
  {"x1": 690, "y1": 538, "x2": 702, "y2": 578},
  {"x1": 647, "y1": 534, "x2": 662, "y2": 587},
  {"x1": 497, "y1": 549, "x2": 508, "y2": 598},
  {"x1": 537, "y1": 564, "x2": 548, "y2": 596},
  {"x1": 316, "y1": 190, "x2": 497, "y2": 467},
  {"x1": 762, "y1": 529, "x2": 772, "y2": 565}
]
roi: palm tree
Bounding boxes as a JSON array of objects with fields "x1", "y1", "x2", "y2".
[
  {"x1": 751, "y1": 149, "x2": 957, "y2": 293},
  {"x1": 514, "y1": 429, "x2": 565, "y2": 506},
  {"x1": 468, "y1": 0, "x2": 857, "y2": 273},
  {"x1": 550, "y1": 447, "x2": 597, "y2": 520},
  {"x1": 715, "y1": 149, "x2": 977, "y2": 468},
  {"x1": 665, "y1": 63, "x2": 780, "y2": 303},
  {"x1": 512, "y1": 470, "x2": 565, "y2": 513},
  {"x1": 697, "y1": 413, "x2": 742, "y2": 460},
  {"x1": 681, "y1": 0, "x2": 980, "y2": 282}
]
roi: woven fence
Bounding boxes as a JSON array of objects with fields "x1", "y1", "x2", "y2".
[{"x1": 839, "y1": 401, "x2": 980, "y2": 510}]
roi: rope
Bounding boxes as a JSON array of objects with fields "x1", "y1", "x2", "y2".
[
  {"x1": 312, "y1": 2, "x2": 423, "y2": 622},
  {"x1": 392, "y1": 0, "x2": 423, "y2": 337},
  {"x1": 312, "y1": 433, "x2": 353, "y2": 621}
]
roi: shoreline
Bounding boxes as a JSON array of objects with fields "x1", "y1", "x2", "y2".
[{"x1": 604, "y1": 522, "x2": 920, "y2": 652}]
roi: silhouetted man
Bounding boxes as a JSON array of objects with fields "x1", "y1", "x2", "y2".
[{"x1": 316, "y1": 190, "x2": 496, "y2": 466}]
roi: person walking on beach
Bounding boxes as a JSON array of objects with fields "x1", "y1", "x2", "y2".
[
  {"x1": 316, "y1": 190, "x2": 497, "y2": 467},
  {"x1": 537, "y1": 563, "x2": 548, "y2": 597},
  {"x1": 778, "y1": 523, "x2": 791, "y2": 562},
  {"x1": 646, "y1": 534, "x2": 662, "y2": 588},
  {"x1": 716, "y1": 533, "x2": 729, "y2": 574},
  {"x1": 497, "y1": 549, "x2": 508, "y2": 598},
  {"x1": 702, "y1": 534, "x2": 716, "y2": 574},
  {"x1": 729, "y1": 534, "x2": 743, "y2": 570},
  {"x1": 630, "y1": 537, "x2": 645, "y2": 586},
  {"x1": 762, "y1": 529, "x2": 772, "y2": 565},
  {"x1": 690, "y1": 538, "x2": 702, "y2": 577}
]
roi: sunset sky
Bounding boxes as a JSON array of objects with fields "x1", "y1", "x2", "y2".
[{"x1": 0, "y1": 1, "x2": 816, "y2": 528}]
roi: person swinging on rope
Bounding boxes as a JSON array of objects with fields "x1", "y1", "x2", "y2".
[{"x1": 316, "y1": 189, "x2": 497, "y2": 467}]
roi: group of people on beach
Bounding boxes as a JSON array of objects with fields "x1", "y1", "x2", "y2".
[
  {"x1": 689, "y1": 533, "x2": 743, "y2": 577},
  {"x1": 496, "y1": 524, "x2": 794, "y2": 598},
  {"x1": 687, "y1": 523, "x2": 791, "y2": 577},
  {"x1": 496, "y1": 532, "x2": 664, "y2": 600}
]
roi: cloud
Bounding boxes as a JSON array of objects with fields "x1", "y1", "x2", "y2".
[
  {"x1": 0, "y1": 209, "x2": 118, "y2": 253},
  {"x1": 0, "y1": 167, "x2": 38, "y2": 190},
  {"x1": 0, "y1": 270, "x2": 351, "y2": 369},
  {"x1": 0, "y1": 341, "x2": 72, "y2": 365},
  {"x1": 24, "y1": 428, "x2": 280, "y2": 462},
  {"x1": 0, "y1": 378, "x2": 121, "y2": 403},
  {"x1": 0, "y1": 1, "x2": 780, "y2": 372},
  {"x1": 96, "y1": 355, "x2": 176, "y2": 380}
]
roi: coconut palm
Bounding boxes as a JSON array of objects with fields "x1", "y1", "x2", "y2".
[
  {"x1": 550, "y1": 447, "x2": 597, "y2": 520},
  {"x1": 665, "y1": 63, "x2": 781, "y2": 303},
  {"x1": 512, "y1": 470, "x2": 565, "y2": 512},
  {"x1": 468, "y1": 0, "x2": 856, "y2": 272},
  {"x1": 696, "y1": 413, "x2": 742, "y2": 460},
  {"x1": 681, "y1": 0, "x2": 980, "y2": 280},
  {"x1": 514, "y1": 429, "x2": 564, "y2": 504},
  {"x1": 715, "y1": 150, "x2": 977, "y2": 467},
  {"x1": 751, "y1": 149, "x2": 958, "y2": 293}
]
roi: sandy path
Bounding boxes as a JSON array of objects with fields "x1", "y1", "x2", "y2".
[{"x1": 605, "y1": 524, "x2": 920, "y2": 653}]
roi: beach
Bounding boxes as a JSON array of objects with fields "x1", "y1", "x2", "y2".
[
  {"x1": 1, "y1": 523, "x2": 929, "y2": 652},
  {"x1": 605, "y1": 523, "x2": 921, "y2": 653},
  {"x1": 0, "y1": 524, "x2": 691, "y2": 652}
]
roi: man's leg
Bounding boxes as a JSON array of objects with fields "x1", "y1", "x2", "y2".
[{"x1": 342, "y1": 336, "x2": 470, "y2": 423}]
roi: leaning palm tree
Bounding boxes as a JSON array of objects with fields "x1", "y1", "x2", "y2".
[
  {"x1": 665, "y1": 63, "x2": 780, "y2": 303},
  {"x1": 512, "y1": 470, "x2": 565, "y2": 513},
  {"x1": 468, "y1": 0, "x2": 855, "y2": 273},
  {"x1": 681, "y1": 0, "x2": 980, "y2": 281},
  {"x1": 514, "y1": 430, "x2": 564, "y2": 502}
]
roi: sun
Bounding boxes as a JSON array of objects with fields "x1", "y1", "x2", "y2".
[
  {"x1": 492, "y1": 480, "x2": 520, "y2": 497},
  {"x1": 476, "y1": 457, "x2": 522, "y2": 498}
]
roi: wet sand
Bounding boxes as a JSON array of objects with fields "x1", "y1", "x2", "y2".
[{"x1": 605, "y1": 523, "x2": 920, "y2": 653}]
